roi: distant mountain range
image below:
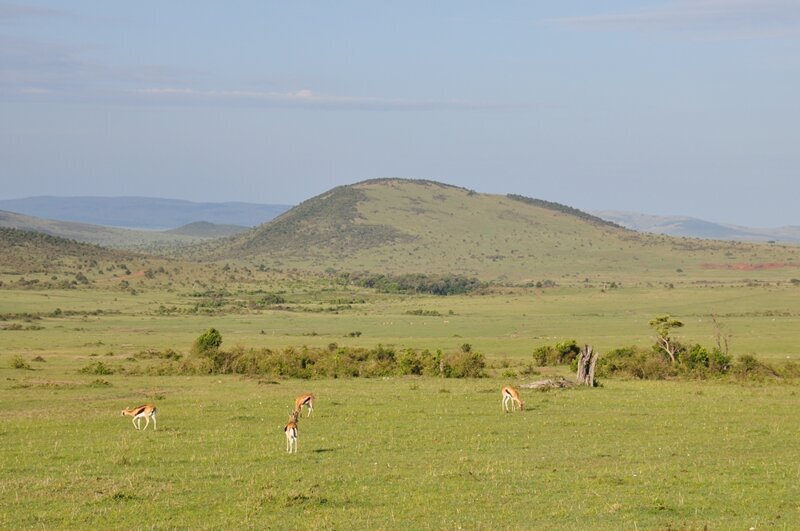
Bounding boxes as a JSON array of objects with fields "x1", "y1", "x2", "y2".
[
  {"x1": 592, "y1": 211, "x2": 800, "y2": 244},
  {"x1": 0, "y1": 210, "x2": 249, "y2": 250},
  {"x1": 0, "y1": 196, "x2": 291, "y2": 229}
]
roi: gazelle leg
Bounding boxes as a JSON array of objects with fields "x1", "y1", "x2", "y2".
[
  {"x1": 142, "y1": 416, "x2": 150, "y2": 431},
  {"x1": 152, "y1": 415, "x2": 157, "y2": 431},
  {"x1": 133, "y1": 417, "x2": 139, "y2": 430}
]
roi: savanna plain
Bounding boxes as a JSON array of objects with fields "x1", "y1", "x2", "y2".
[{"x1": 2, "y1": 263, "x2": 799, "y2": 529}]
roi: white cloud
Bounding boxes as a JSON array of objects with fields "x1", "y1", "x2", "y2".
[{"x1": 558, "y1": 0, "x2": 800, "y2": 39}]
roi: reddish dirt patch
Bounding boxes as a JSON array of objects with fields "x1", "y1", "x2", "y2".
[{"x1": 700, "y1": 263, "x2": 799, "y2": 271}]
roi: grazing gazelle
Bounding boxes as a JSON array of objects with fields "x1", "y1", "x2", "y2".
[
  {"x1": 294, "y1": 393, "x2": 315, "y2": 417},
  {"x1": 501, "y1": 386, "x2": 524, "y2": 412},
  {"x1": 121, "y1": 404, "x2": 158, "y2": 431},
  {"x1": 284, "y1": 411, "x2": 299, "y2": 453}
]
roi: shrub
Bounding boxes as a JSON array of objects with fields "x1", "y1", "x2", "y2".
[
  {"x1": 347, "y1": 272, "x2": 485, "y2": 295},
  {"x1": 441, "y1": 351, "x2": 486, "y2": 378},
  {"x1": 731, "y1": 354, "x2": 779, "y2": 380},
  {"x1": 596, "y1": 346, "x2": 675, "y2": 380},
  {"x1": 134, "y1": 344, "x2": 485, "y2": 379},
  {"x1": 192, "y1": 328, "x2": 222, "y2": 356},
  {"x1": 79, "y1": 361, "x2": 115, "y2": 375},
  {"x1": 11, "y1": 355, "x2": 32, "y2": 370},
  {"x1": 255, "y1": 293, "x2": 285, "y2": 306},
  {"x1": 680, "y1": 344, "x2": 710, "y2": 371},
  {"x1": 533, "y1": 340, "x2": 581, "y2": 366},
  {"x1": 708, "y1": 348, "x2": 732, "y2": 374},
  {"x1": 398, "y1": 348, "x2": 425, "y2": 375}
]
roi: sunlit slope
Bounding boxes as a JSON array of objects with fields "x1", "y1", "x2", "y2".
[{"x1": 204, "y1": 179, "x2": 799, "y2": 283}]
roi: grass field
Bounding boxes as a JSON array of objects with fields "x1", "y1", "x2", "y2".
[
  {"x1": 2, "y1": 282, "x2": 799, "y2": 361},
  {"x1": 2, "y1": 371, "x2": 798, "y2": 529},
  {"x1": 1, "y1": 278, "x2": 800, "y2": 528}
]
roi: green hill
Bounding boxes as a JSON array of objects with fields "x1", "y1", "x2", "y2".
[
  {"x1": 201, "y1": 179, "x2": 800, "y2": 284},
  {"x1": 0, "y1": 227, "x2": 136, "y2": 275}
]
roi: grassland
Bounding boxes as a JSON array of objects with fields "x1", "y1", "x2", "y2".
[
  {"x1": 2, "y1": 278, "x2": 800, "y2": 528},
  {"x1": 2, "y1": 181, "x2": 800, "y2": 528},
  {"x1": 2, "y1": 369, "x2": 798, "y2": 529},
  {"x1": 2, "y1": 281, "x2": 799, "y2": 361}
]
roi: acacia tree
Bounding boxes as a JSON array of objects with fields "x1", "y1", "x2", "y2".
[{"x1": 649, "y1": 315, "x2": 684, "y2": 363}]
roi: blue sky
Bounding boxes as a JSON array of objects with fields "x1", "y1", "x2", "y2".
[{"x1": 1, "y1": 1, "x2": 799, "y2": 226}]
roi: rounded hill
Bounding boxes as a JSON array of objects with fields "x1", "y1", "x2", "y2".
[{"x1": 197, "y1": 179, "x2": 799, "y2": 283}]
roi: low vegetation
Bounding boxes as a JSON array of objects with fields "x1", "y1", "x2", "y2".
[
  {"x1": 531, "y1": 315, "x2": 799, "y2": 383},
  {"x1": 345, "y1": 272, "x2": 485, "y2": 295},
  {"x1": 142, "y1": 331, "x2": 487, "y2": 379}
]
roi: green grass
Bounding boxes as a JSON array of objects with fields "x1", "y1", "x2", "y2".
[
  {"x1": 2, "y1": 228, "x2": 800, "y2": 528},
  {"x1": 2, "y1": 283, "x2": 799, "y2": 361},
  {"x1": 1, "y1": 371, "x2": 798, "y2": 529}
]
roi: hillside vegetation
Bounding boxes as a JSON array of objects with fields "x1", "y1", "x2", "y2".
[
  {"x1": 199, "y1": 179, "x2": 799, "y2": 284},
  {"x1": 0, "y1": 227, "x2": 224, "y2": 291},
  {"x1": 0, "y1": 227, "x2": 137, "y2": 274}
]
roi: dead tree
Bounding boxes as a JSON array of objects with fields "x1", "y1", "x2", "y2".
[{"x1": 575, "y1": 344, "x2": 599, "y2": 387}]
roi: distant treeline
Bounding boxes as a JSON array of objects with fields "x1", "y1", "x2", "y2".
[
  {"x1": 506, "y1": 194, "x2": 622, "y2": 228},
  {"x1": 343, "y1": 272, "x2": 486, "y2": 295}
]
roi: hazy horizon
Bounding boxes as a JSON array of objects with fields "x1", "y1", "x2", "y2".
[{"x1": 2, "y1": 2, "x2": 799, "y2": 227}]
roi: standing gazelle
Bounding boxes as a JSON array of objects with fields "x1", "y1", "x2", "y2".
[
  {"x1": 121, "y1": 404, "x2": 158, "y2": 430},
  {"x1": 284, "y1": 411, "x2": 299, "y2": 453},
  {"x1": 294, "y1": 393, "x2": 315, "y2": 417},
  {"x1": 501, "y1": 386, "x2": 524, "y2": 412}
]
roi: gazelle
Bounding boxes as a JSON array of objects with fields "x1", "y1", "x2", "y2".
[
  {"x1": 501, "y1": 386, "x2": 524, "y2": 412},
  {"x1": 294, "y1": 393, "x2": 315, "y2": 417},
  {"x1": 284, "y1": 411, "x2": 299, "y2": 453},
  {"x1": 121, "y1": 404, "x2": 158, "y2": 430}
]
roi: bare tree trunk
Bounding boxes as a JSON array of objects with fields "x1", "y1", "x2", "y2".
[
  {"x1": 576, "y1": 344, "x2": 599, "y2": 387},
  {"x1": 657, "y1": 337, "x2": 676, "y2": 363}
]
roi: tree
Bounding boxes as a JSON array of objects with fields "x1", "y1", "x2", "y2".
[{"x1": 649, "y1": 315, "x2": 684, "y2": 363}]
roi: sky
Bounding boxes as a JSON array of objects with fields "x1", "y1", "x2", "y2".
[{"x1": 1, "y1": 1, "x2": 799, "y2": 227}]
